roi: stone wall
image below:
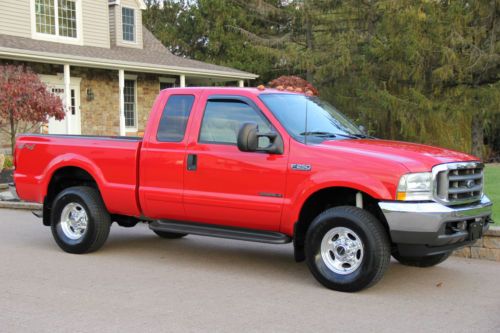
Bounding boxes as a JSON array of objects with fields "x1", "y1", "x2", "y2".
[
  {"x1": 453, "y1": 226, "x2": 500, "y2": 261},
  {"x1": 76, "y1": 67, "x2": 120, "y2": 136},
  {"x1": 70, "y1": 67, "x2": 164, "y2": 136}
]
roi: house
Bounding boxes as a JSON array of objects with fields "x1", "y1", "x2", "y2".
[{"x1": 0, "y1": 0, "x2": 258, "y2": 140}]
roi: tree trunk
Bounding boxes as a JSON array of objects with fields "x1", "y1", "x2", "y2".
[
  {"x1": 304, "y1": 1, "x2": 314, "y2": 83},
  {"x1": 471, "y1": 113, "x2": 484, "y2": 159},
  {"x1": 9, "y1": 110, "x2": 16, "y2": 155}
]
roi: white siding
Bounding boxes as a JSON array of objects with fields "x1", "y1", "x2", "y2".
[
  {"x1": 0, "y1": 0, "x2": 31, "y2": 38},
  {"x1": 113, "y1": 0, "x2": 143, "y2": 49},
  {"x1": 109, "y1": 5, "x2": 116, "y2": 46},
  {"x1": 82, "y1": 0, "x2": 110, "y2": 48}
]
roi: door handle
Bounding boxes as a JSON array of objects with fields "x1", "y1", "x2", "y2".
[{"x1": 187, "y1": 154, "x2": 197, "y2": 171}]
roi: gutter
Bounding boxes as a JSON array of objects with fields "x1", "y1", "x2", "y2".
[{"x1": 0, "y1": 47, "x2": 259, "y2": 80}]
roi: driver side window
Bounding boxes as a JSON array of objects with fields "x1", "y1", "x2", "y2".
[{"x1": 199, "y1": 100, "x2": 272, "y2": 147}]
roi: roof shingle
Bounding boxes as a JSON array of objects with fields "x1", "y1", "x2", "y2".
[{"x1": 0, "y1": 28, "x2": 257, "y2": 79}]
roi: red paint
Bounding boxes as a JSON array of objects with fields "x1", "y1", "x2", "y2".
[{"x1": 14, "y1": 88, "x2": 479, "y2": 236}]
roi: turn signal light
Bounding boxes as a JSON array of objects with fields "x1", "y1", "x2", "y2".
[{"x1": 396, "y1": 192, "x2": 406, "y2": 201}]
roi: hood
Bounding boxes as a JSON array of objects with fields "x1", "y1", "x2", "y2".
[{"x1": 319, "y1": 139, "x2": 479, "y2": 172}]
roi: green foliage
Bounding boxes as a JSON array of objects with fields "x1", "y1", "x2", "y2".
[
  {"x1": 144, "y1": 0, "x2": 500, "y2": 156},
  {"x1": 3, "y1": 155, "x2": 13, "y2": 170},
  {"x1": 485, "y1": 164, "x2": 500, "y2": 224}
]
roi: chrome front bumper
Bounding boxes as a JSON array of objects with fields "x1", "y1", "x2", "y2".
[{"x1": 378, "y1": 196, "x2": 493, "y2": 256}]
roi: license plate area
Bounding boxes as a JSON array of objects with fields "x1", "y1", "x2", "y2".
[{"x1": 468, "y1": 221, "x2": 483, "y2": 241}]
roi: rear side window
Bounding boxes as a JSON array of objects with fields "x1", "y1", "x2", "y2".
[
  {"x1": 199, "y1": 100, "x2": 272, "y2": 145},
  {"x1": 157, "y1": 95, "x2": 195, "y2": 142}
]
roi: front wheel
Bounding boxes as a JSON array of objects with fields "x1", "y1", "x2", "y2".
[
  {"x1": 392, "y1": 251, "x2": 450, "y2": 267},
  {"x1": 305, "y1": 206, "x2": 390, "y2": 292},
  {"x1": 51, "y1": 186, "x2": 111, "y2": 254}
]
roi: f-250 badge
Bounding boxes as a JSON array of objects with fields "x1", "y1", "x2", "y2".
[{"x1": 291, "y1": 163, "x2": 312, "y2": 171}]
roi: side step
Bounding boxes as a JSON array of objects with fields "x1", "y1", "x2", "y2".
[{"x1": 149, "y1": 220, "x2": 291, "y2": 244}]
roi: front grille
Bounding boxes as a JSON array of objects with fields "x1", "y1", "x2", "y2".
[{"x1": 434, "y1": 162, "x2": 484, "y2": 206}]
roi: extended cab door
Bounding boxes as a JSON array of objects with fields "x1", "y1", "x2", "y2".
[
  {"x1": 139, "y1": 92, "x2": 198, "y2": 220},
  {"x1": 183, "y1": 93, "x2": 289, "y2": 231}
]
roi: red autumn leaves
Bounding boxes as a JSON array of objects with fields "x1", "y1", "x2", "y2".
[
  {"x1": 268, "y1": 75, "x2": 319, "y2": 96},
  {"x1": 0, "y1": 65, "x2": 65, "y2": 151}
]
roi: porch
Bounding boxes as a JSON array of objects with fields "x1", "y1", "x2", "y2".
[{"x1": 42, "y1": 64, "x2": 247, "y2": 137}]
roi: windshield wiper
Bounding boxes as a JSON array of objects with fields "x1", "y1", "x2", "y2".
[
  {"x1": 334, "y1": 133, "x2": 371, "y2": 139},
  {"x1": 300, "y1": 131, "x2": 337, "y2": 137}
]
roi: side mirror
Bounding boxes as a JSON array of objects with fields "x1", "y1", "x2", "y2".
[{"x1": 237, "y1": 122, "x2": 284, "y2": 154}]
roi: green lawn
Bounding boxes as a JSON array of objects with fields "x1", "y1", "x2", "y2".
[{"x1": 484, "y1": 164, "x2": 500, "y2": 225}]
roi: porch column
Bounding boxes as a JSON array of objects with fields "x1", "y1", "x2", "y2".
[
  {"x1": 238, "y1": 80, "x2": 244, "y2": 87},
  {"x1": 63, "y1": 64, "x2": 72, "y2": 134},
  {"x1": 180, "y1": 74, "x2": 186, "y2": 88},
  {"x1": 118, "y1": 69, "x2": 126, "y2": 136}
]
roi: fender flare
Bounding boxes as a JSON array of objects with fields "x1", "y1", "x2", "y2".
[
  {"x1": 41, "y1": 153, "x2": 106, "y2": 203},
  {"x1": 281, "y1": 170, "x2": 393, "y2": 235}
]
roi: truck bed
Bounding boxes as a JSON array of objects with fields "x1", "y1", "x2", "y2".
[{"x1": 15, "y1": 134, "x2": 143, "y2": 217}]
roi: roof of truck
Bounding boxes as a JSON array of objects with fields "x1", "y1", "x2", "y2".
[{"x1": 162, "y1": 87, "x2": 305, "y2": 96}]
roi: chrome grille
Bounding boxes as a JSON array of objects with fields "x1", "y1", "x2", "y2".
[{"x1": 433, "y1": 162, "x2": 484, "y2": 205}]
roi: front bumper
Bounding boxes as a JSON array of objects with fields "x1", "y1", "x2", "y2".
[{"x1": 378, "y1": 196, "x2": 493, "y2": 257}]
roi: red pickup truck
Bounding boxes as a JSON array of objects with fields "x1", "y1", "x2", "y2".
[{"x1": 14, "y1": 87, "x2": 493, "y2": 292}]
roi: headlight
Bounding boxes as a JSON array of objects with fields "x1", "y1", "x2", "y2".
[{"x1": 396, "y1": 172, "x2": 433, "y2": 201}]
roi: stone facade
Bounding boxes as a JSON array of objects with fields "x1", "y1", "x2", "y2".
[
  {"x1": 0, "y1": 60, "x2": 174, "y2": 150},
  {"x1": 453, "y1": 226, "x2": 500, "y2": 261}
]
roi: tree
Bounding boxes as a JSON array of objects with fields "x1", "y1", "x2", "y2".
[
  {"x1": 0, "y1": 65, "x2": 65, "y2": 152},
  {"x1": 143, "y1": 0, "x2": 500, "y2": 158},
  {"x1": 268, "y1": 75, "x2": 319, "y2": 95}
]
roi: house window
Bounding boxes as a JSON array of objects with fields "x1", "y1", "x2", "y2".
[
  {"x1": 124, "y1": 79, "x2": 137, "y2": 129},
  {"x1": 122, "y1": 7, "x2": 135, "y2": 42},
  {"x1": 70, "y1": 89, "x2": 76, "y2": 115},
  {"x1": 35, "y1": 0, "x2": 78, "y2": 38}
]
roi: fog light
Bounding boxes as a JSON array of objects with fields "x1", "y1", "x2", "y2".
[{"x1": 456, "y1": 221, "x2": 467, "y2": 231}]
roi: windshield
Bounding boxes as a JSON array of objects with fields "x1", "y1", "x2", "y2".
[{"x1": 259, "y1": 94, "x2": 363, "y2": 142}]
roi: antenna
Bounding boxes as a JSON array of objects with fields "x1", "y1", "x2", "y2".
[{"x1": 304, "y1": 95, "x2": 309, "y2": 145}]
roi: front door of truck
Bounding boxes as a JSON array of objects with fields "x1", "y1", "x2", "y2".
[{"x1": 183, "y1": 94, "x2": 288, "y2": 231}]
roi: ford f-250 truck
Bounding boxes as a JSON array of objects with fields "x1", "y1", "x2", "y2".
[{"x1": 14, "y1": 87, "x2": 494, "y2": 292}]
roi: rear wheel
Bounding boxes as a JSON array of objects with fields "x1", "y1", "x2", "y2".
[
  {"x1": 392, "y1": 251, "x2": 450, "y2": 267},
  {"x1": 51, "y1": 186, "x2": 111, "y2": 254},
  {"x1": 153, "y1": 230, "x2": 187, "y2": 239},
  {"x1": 305, "y1": 206, "x2": 390, "y2": 292}
]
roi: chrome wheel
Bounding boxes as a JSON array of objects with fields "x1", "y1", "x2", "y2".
[
  {"x1": 60, "y1": 203, "x2": 88, "y2": 240},
  {"x1": 320, "y1": 226, "x2": 364, "y2": 275}
]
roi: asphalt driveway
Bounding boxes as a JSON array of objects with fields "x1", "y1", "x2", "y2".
[{"x1": 0, "y1": 209, "x2": 499, "y2": 332}]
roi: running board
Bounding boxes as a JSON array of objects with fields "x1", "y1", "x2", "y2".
[{"x1": 149, "y1": 220, "x2": 291, "y2": 244}]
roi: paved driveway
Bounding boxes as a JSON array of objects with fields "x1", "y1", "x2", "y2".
[{"x1": 0, "y1": 208, "x2": 499, "y2": 332}]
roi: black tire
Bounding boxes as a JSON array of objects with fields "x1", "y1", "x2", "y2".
[
  {"x1": 153, "y1": 230, "x2": 187, "y2": 239},
  {"x1": 305, "y1": 206, "x2": 390, "y2": 292},
  {"x1": 51, "y1": 186, "x2": 111, "y2": 254},
  {"x1": 392, "y1": 251, "x2": 450, "y2": 268}
]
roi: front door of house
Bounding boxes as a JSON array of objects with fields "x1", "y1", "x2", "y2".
[
  {"x1": 48, "y1": 86, "x2": 81, "y2": 135},
  {"x1": 39, "y1": 74, "x2": 82, "y2": 135}
]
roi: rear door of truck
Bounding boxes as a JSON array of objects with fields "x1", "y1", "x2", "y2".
[{"x1": 139, "y1": 91, "x2": 200, "y2": 220}]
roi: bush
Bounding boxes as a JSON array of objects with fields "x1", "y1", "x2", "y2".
[{"x1": 3, "y1": 155, "x2": 13, "y2": 170}]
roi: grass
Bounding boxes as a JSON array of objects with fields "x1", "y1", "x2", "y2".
[{"x1": 484, "y1": 164, "x2": 500, "y2": 226}]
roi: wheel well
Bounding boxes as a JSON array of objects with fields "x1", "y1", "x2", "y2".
[
  {"x1": 42, "y1": 167, "x2": 98, "y2": 226},
  {"x1": 293, "y1": 187, "x2": 390, "y2": 262}
]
